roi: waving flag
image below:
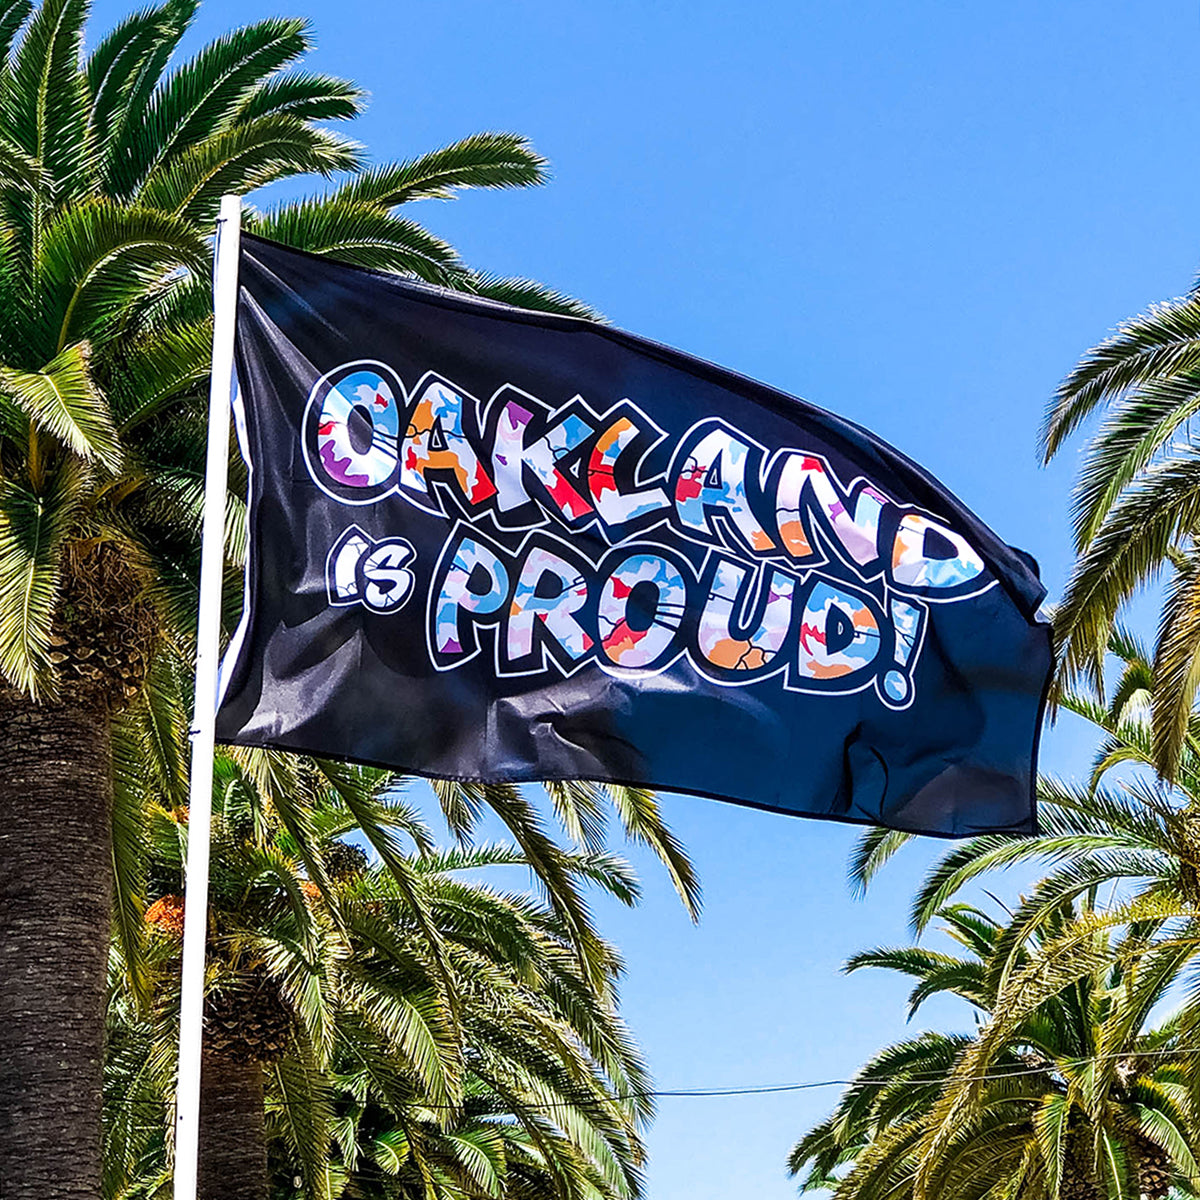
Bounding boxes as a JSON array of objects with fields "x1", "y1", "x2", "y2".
[{"x1": 215, "y1": 234, "x2": 1052, "y2": 837}]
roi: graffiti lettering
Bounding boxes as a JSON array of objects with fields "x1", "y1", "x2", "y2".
[
  {"x1": 426, "y1": 526, "x2": 922, "y2": 706},
  {"x1": 306, "y1": 362, "x2": 994, "y2": 709}
]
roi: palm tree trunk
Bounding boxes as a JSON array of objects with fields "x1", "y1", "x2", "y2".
[
  {"x1": 198, "y1": 1048, "x2": 269, "y2": 1200},
  {"x1": 0, "y1": 690, "x2": 112, "y2": 1200}
]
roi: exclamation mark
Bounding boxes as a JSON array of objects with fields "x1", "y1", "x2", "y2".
[{"x1": 881, "y1": 598, "x2": 924, "y2": 707}]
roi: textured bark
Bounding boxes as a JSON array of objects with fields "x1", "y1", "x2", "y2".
[
  {"x1": 198, "y1": 1048, "x2": 269, "y2": 1200},
  {"x1": 0, "y1": 690, "x2": 112, "y2": 1200}
]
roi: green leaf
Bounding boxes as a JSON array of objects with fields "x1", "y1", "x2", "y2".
[
  {"x1": 847, "y1": 825, "x2": 915, "y2": 897},
  {"x1": 1045, "y1": 293, "x2": 1200, "y2": 462},
  {"x1": 337, "y1": 132, "x2": 549, "y2": 207},
  {"x1": 86, "y1": 0, "x2": 196, "y2": 153},
  {"x1": 0, "y1": 0, "x2": 32, "y2": 64},
  {"x1": 137, "y1": 114, "x2": 363, "y2": 224},
  {"x1": 132, "y1": 468, "x2": 247, "y2": 567},
  {"x1": 0, "y1": 0, "x2": 89, "y2": 197},
  {"x1": 368, "y1": 1126, "x2": 410, "y2": 1175},
  {"x1": 37, "y1": 199, "x2": 208, "y2": 352},
  {"x1": 465, "y1": 272, "x2": 602, "y2": 321},
  {"x1": 108, "y1": 317, "x2": 212, "y2": 430},
  {"x1": 1132, "y1": 1096, "x2": 1199, "y2": 1183},
  {"x1": 1070, "y1": 371, "x2": 1200, "y2": 551},
  {"x1": 1151, "y1": 549, "x2": 1200, "y2": 779},
  {"x1": 110, "y1": 719, "x2": 152, "y2": 1010},
  {"x1": 345, "y1": 973, "x2": 459, "y2": 1109},
  {"x1": 0, "y1": 464, "x2": 81, "y2": 695},
  {"x1": 92, "y1": 0, "x2": 197, "y2": 189},
  {"x1": 543, "y1": 780, "x2": 611, "y2": 855},
  {"x1": 234, "y1": 71, "x2": 365, "y2": 124},
  {"x1": 457, "y1": 779, "x2": 620, "y2": 986},
  {"x1": 267, "y1": 1040, "x2": 335, "y2": 1200},
  {"x1": 0, "y1": 131, "x2": 47, "y2": 191},
  {"x1": 604, "y1": 783, "x2": 701, "y2": 921},
  {"x1": 1053, "y1": 446, "x2": 1200, "y2": 694},
  {"x1": 0, "y1": 341, "x2": 120, "y2": 467},
  {"x1": 248, "y1": 199, "x2": 463, "y2": 285},
  {"x1": 109, "y1": 16, "x2": 311, "y2": 198}
]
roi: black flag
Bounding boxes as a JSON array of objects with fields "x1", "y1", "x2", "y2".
[{"x1": 216, "y1": 235, "x2": 1052, "y2": 838}]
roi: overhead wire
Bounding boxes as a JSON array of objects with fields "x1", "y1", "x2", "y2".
[
  {"x1": 107, "y1": 1040, "x2": 1200, "y2": 1114},
  {"x1": 585, "y1": 1042, "x2": 1200, "y2": 1103}
]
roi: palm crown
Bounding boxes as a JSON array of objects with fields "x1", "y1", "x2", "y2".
[
  {"x1": 790, "y1": 900, "x2": 1195, "y2": 1200},
  {"x1": 0, "y1": 0, "x2": 594, "y2": 701},
  {"x1": 104, "y1": 754, "x2": 653, "y2": 1200},
  {"x1": 815, "y1": 635, "x2": 1200, "y2": 1199}
]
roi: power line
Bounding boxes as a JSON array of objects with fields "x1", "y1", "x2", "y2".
[
  {"x1": 110, "y1": 1044, "x2": 1200, "y2": 1115},
  {"x1": 610, "y1": 1043, "x2": 1200, "y2": 1102}
]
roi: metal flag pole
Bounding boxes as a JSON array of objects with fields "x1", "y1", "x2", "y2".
[{"x1": 174, "y1": 193, "x2": 242, "y2": 1200}]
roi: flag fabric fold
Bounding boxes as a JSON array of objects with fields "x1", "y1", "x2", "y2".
[{"x1": 215, "y1": 234, "x2": 1052, "y2": 837}]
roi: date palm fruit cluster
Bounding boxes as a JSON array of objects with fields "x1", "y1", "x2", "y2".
[
  {"x1": 144, "y1": 897, "x2": 293, "y2": 1063},
  {"x1": 49, "y1": 541, "x2": 156, "y2": 711},
  {"x1": 324, "y1": 839, "x2": 369, "y2": 881},
  {"x1": 203, "y1": 964, "x2": 292, "y2": 1064},
  {"x1": 144, "y1": 894, "x2": 186, "y2": 937}
]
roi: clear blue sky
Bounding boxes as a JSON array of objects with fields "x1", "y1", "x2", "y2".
[{"x1": 88, "y1": 0, "x2": 1200, "y2": 1195}]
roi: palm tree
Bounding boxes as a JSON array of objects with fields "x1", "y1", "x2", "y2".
[
  {"x1": 1042, "y1": 283, "x2": 1200, "y2": 778},
  {"x1": 102, "y1": 753, "x2": 652, "y2": 1200},
  {"x1": 822, "y1": 635, "x2": 1200, "y2": 1197},
  {"x1": 106, "y1": 655, "x2": 692, "y2": 1198},
  {"x1": 790, "y1": 904, "x2": 1007, "y2": 1197},
  {"x1": 0, "y1": 4, "x2": 348, "y2": 1190},
  {"x1": 0, "y1": 2, "x2": 610, "y2": 1194},
  {"x1": 114, "y1": 647, "x2": 698, "y2": 1036},
  {"x1": 847, "y1": 632, "x2": 1200, "y2": 980},
  {"x1": 314, "y1": 846, "x2": 651, "y2": 1200},
  {"x1": 790, "y1": 899, "x2": 1199, "y2": 1200}
]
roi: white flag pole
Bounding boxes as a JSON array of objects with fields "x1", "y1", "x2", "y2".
[{"x1": 174, "y1": 193, "x2": 242, "y2": 1200}]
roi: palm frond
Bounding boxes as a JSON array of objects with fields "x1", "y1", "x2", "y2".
[
  {"x1": 464, "y1": 272, "x2": 602, "y2": 321},
  {"x1": 1043, "y1": 293, "x2": 1200, "y2": 462},
  {"x1": 0, "y1": 131, "x2": 47, "y2": 191},
  {"x1": 86, "y1": 0, "x2": 192, "y2": 152},
  {"x1": 1151, "y1": 548, "x2": 1200, "y2": 778},
  {"x1": 92, "y1": 0, "x2": 197, "y2": 189},
  {"x1": 463, "y1": 780, "x2": 617, "y2": 990},
  {"x1": 0, "y1": 0, "x2": 89, "y2": 198},
  {"x1": 109, "y1": 16, "x2": 311, "y2": 199},
  {"x1": 247, "y1": 198, "x2": 463, "y2": 285},
  {"x1": 543, "y1": 780, "x2": 610, "y2": 855},
  {"x1": 0, "y1": 0, "x2": 31, "y2": 63},
  {"x1": 267, "y1": 1036, "x2": 335, "y2": 1200},
  {"x1": 0, "y1": 341, "x2": 120, "y2": 467},
  {"x1": 0, "y1": 462, "x2": 81, "y2": 694},
  {"x1": 137, "y1": 115, "x2": 363, "y2": 224},
  {"x1": 1053, "y1": 446, "x2": 1200, "y2": 691},
  {"x1": 107, "y1": 317, "x2": 211, "y2": 430},
  {"x1": 602, "y1": 783, "x2": 701, "y2": 921},
  {"x1": 1032, "y1": 1092, "x2": 1069, "y2": 1197},
  {"x1": 847, "y1": 825, "x2": 915, "y2": 897},
  {"x1": 110, "y1": 720, "x2": 152, "y2": 1011},
  {"x1": 337, "y1": 132, "x2": 549, "y2": 207},
  {"x1": 36, "y1": 200, "x2": 208, "y2": 354},
  {"x1": 1069, "y1": 370, "x2": 1200, "y2": 550},
  {"x1": 233, "y1": 71, "x2": 365, "y2": 124}
]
